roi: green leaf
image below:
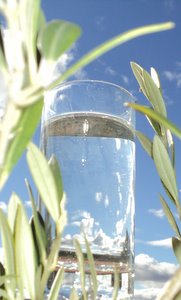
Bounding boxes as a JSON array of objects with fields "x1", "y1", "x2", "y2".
[
  {"x1": 112, "y1": 267, "x2": 120, "y2": 300},
  {"x1": 0, "y1": 209, "x2": 16, "y2": 298},
  {"x1": 47, "y1": 22, "x2": 175, "y2": 89},
  {"x1": 172, "y1": 237, "x2": 181, "y2": 264},
  {"x1": 0, "y1": 99, "x2": 43, "y2": 189},
  {"x1": 153, "y1": 136, "x2": 181, "y2": 216},
  {"x1": 131, "y1": 62, "x2": 167, "y2": 117},
  {"x1": 27, "y1": 143, "x2": 61, "y2": 222},
  {"x1": 8, "y1": 193, "x2": 21, "y2": 235},
  {"x1": 146, "y1": 114, "x2": 162, "y2": 136},
  {"x1": 25, "y1": 179, "x2": 47, "y2": 265},
  {"x1": 48, "y1": 155, "x2": 63, "y2": 205},
  {"x1": 167, "y1": 129, "x2": 175, "y2": 168},
  {"x1": 40, "y1": 235, "x2": 61, "y2": 295},
  {"x1": 126, "y1": 103, "x2": 181, "y2": 140},
  {"x1": 84, "y1": 235, "x2": 97, "y2": 298},
  {"x1": 136, "y1": 130, "x2": 153, "y2": 157},
  {"x1": 130, "y1": 62, "x2": 149, "y2": 96},
  {"x1": 150, "y1": 67, "x2": 162, "y2": 91},
  {"x1": 142, "y1": 69, "x2": 167, "y2": 117},
  {"x1": 47, "y1": 267, "x2": 64, "y2": 300},
  {"x1": 14, "y1": 204, "x2": 37, "y2": 300},
  {"x1": 160, "y1": 195, "x2": 181, "y2": 239},
  {"x1": 0, "y1": 288, "x2": 8, "y2": 298},
  {"x1": 74, "y1": 239, "x2": 87, "y2": 299},
  {"x1": 70, "y1": 288, "x2": 79, "y2": 300},
  {"x1": 37, "y1": 20, "x2": 81, "y2": 62},
  {"x1": 19, "y1": 0, "x2": 41, "y2": 79}
]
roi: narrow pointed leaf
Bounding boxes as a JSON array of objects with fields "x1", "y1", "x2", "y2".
[
  {"x1": 136, "y1": 131, "x2": 153, "y2": 157},
  {"x1": 48, "y1": 22, "x2": 174, "y2": 89},
  {"x1": 0, "y1": 99, "x2": 43, "y2": 189},
  {"x1": 130, "y1": 62, "x2": 148, "y2": 96},
  {"x1": 146, "y1": 114, "x2": 162, "y2": 136},
  {"x1": 84, "y1": 235, "x2": 98, "y2": 297},
  {"x1": 48, "y1": 267, "x2": 64, "y2": 300},
  {"x1": 125, "y1": 103, "x2": 181, "y2": 140},
  {"x1": 142, "y1": 69, "x2": 167, "y2": 117},
  {"x1": 167, "y1": 129, "x2": 175, "y2": 168},
  {"x1": 19, "y1": 0, "x2": 41, "y2": 78},
  {"x1": 70, "y1": 288, "x2": 79, "y2": 300},
  {"x1": 48, "y1": 155, "x2": 63, "y2": 203},
  {"x1": 74, "y1": 239, "x2": 87, "y2": 299},
  {"x1": 0, "y1": 209, "x2": 16, "y2": 297},
  {"x1": 40, "y1": 235, "x2": 61, "y2": 294},
  {"x1": 14, "y1": 204, "x2": 37, "y2": 299},
  {"x1": 8, "y1": 193, "x2": 21, "y2": 234},
  {"x1": 0, "y1": 210, "x2": 15, "y2": 273},
  {"x1": 172, "y1": 237, "x2": 181, "y2": 264},
  {"x1": 112, "y1": 267, "x2": 120, "y2": 300},
  {"x1": 27, "y1": 143, "x2": 61, "y2": 222},
  {"x1": 151, "y1": 67, "x2": 161, "y2": 90},
  {"x1": 37, "y1": 20, "x2": 81, "y2": 61},
  {"x1": 25, "y1": 179, "x2": 47, "y2": 265},
  {"x1": 153, "y1": 136, "x2": 181, "y2": 215},
  {"x1": 160, "y1": 195, "x2": 181, "y2": 239}
]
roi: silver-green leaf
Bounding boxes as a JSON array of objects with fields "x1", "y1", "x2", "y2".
[
  {"x1": 172, "y1": 237, "x2": 181, "y2": 265},
  {"x1": 27, "y1": 143, "x2": 61, "y2": 222},
  {"x1": 136, "y1": 130, "x2": 153, "y2": 157},
  {"x1": 37, "y1": 20, "x2": 81, "y2": 62},
  {"x1": 14, "y1": 204, "x2": 37, "y2": 300},
  {"x1": 160, "y1": 195, "x2": 181, "y2": 239},
  {"x1": 153, "y1": 136, "x2": 181, "y2": 216}
]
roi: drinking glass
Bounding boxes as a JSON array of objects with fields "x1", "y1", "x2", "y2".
[{"x1": 41, "y1": 80, "x2": 135, "y2": 299}]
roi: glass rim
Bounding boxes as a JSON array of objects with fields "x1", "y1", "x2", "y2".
[{"x1": 50, "y1": 79, "x2": 134, "y2": 99}]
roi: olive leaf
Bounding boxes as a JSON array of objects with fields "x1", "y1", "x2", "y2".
[
  {"x1": 48, "y1": 22, "x2": 174, "y2": 89},
  {"x1": 159, "y1": 195, "x2": 181, "y2": 239},
  {"x1": 126, "y1": 103, "x2": 181, "y2": 140},
  {"x1": 37, "y1": 20, "x2": 81, "y2": 62},
  {"x1": 112, "y1": 267, "x2": 120, "y2": 300},
  {"x1": 26, "y1": 142, "x2": 61, "y2": 222},
  {"x1": 153, "y1": 136, "x2": 181, "y2": 216},
  {"x1": 7, "y1": 193, "x2": 21, "y2": 235},
  {"x1": 48, "y1": 155, "x2": 63, "y2": 206},
  {"x1": 14, "y1": 204, "x2": 37, "y2": 300},
  {"x1": 0, "y1": 99, "x2": 43, "y2": 190},
  {"x1": 142, "y1": 69, "x2": 167, "y2": 117},
  {"x1": 26, "y1": 179, "x2": 47, "y2": 265},
  {"x1": 47, "y1": 267, "x2": 64, "y2": 300},
  {"x1": 150, "y1": 67, "x2": 162, "y2": 91},
  {"x1": 136, "y1": 130, "x2": 153, "y2": 157},
  {"x1": 172, "y1": 237, "x2": 181, "y2": 265},
  {"x1": 84, "y1": 235, "x2": 98, "y2": 298},
  {"x1": 19, "y1": 0, "x2": 41, "y2": 79},
  {"x1": 74, "y1": 239, "x2": 87, "y2": 299},
  {"x1": 0, "y1": 209, "x2": 16, "y2": 299}
]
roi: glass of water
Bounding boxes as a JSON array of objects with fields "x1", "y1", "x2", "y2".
[{"x1": 41, "y1": 80, "x2": 135, "y2": 299}]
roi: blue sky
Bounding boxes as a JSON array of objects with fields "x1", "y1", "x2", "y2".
[{"x1": 1, "y1": 0, "x2": 181, "y2": 299}]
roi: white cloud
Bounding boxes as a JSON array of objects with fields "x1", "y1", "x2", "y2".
[
  {"x1": 135, "y1": 253, "x2": 178, "y2": 299},
  {"x1": 147, "y1": 238, "x2": 172, "y2": 248},
  {"x1": 105, "y1": 66, "x2": 130, "y2": 85},
  {"x1": 148, "y1": 208, "x2": 165, "y2": 218},
  {"x1": 163, "y1": 69, "x2": 181, "y2": 88}
]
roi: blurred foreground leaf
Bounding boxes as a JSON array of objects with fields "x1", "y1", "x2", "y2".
[{"x1": 48, "y1": 22, "x2": 174, "y2": 89}]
